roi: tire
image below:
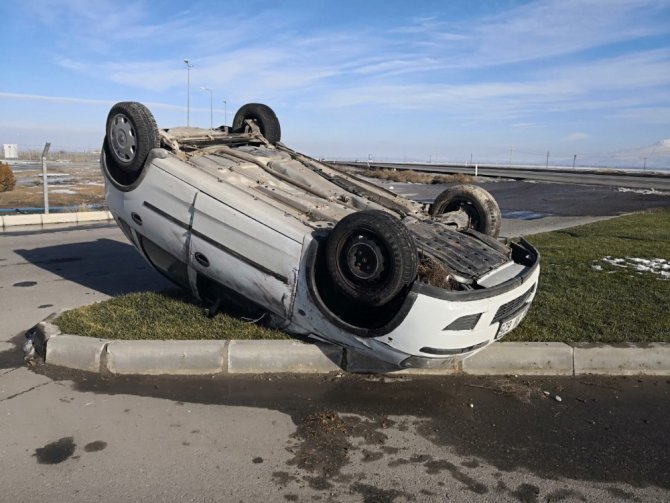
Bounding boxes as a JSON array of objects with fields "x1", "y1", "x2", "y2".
[
  {"x1": 105, "y1": 102, "x2": 159, "y2": 174},
  {"x1": 232, "y1": 103, "x2": 281, "y2": 144},
  {"x1": 325, "y1": 210, "x2": 418, "y2": 307},
  {"x1": 430, "y1": 184, "x2": 501, "y2": 237}
]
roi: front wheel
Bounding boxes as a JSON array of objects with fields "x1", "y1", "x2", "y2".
[
  {"x1": 324, "y1": 210, "x2": 418, "y2": 307},
  {"x1": 430, "y1": 184, "x2": 501, "y2": 237}
]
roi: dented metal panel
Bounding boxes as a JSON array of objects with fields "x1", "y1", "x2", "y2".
[{"x1": 191, "y1": 191, "x2": 302, "y2": 282}]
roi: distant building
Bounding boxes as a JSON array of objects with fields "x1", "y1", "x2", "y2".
[{"x1": 3, "y1": 144, "x2": 18, "y2": 159}]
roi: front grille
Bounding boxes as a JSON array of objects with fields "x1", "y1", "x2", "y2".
[{"x1": 491, "y1": 284, "x2": 536, "y2": 324}]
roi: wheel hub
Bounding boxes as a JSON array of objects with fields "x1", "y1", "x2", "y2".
[
  {"x1": 446, "y1": 201, "x2": 480, "y2": 231},
  {"x1": 110, "y1": 113, "x2": 137, "y2": 163},
  {"x1": 345, "y1": 235, "x2": 385, "y2": 281}
]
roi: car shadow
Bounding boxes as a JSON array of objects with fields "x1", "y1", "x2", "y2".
[
  {"x1": 14, "y1": 238, "x2": 350, "y2": 371},
  {"x1": 14, "y1": 238, "x2": 171, "y2": 296}
]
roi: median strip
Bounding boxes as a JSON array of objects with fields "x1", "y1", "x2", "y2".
[
  {"x1": 26, "y1": 209, "x2": 670, "y2": 376},
  {"x1": 34, "y1": 321, "x2": 670, "y2": 376}
]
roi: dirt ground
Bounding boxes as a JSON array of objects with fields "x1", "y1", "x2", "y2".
[{"x1": 0, "y1": 161, "x2": 104, "y2": 211}]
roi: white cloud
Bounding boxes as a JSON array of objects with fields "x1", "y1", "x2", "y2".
[
  {"x1": 0, "y1": 91, "x2": 184, "y2": 111},
  {"x1": 0, "y1": 91, "x2": 114, "y2": 106},
  {"x1": 419, "y1": 0, "x2": 670, "y2": 68}
]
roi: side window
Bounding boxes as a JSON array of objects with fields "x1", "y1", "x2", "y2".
[{"x1": 139, "y1": 235, "x2": 189, "y2": 289}]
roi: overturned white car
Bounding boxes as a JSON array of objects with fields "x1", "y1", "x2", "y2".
[{"x1": 101, "y1": 101, "x2": 539, "y2": 368}]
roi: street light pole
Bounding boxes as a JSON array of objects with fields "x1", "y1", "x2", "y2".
[
  {"x1": 223, "y1": 100, "x2": 227, "y2": 127},
  {"x1": 184, "y1": 59, "x2": 193, "y2": 126},
  {"x1": 201, "y1": 87, "x2": 213, "y2": 129}
]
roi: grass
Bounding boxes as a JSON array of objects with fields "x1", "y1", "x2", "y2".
[
  {"x1": 55, "y1": 289, "x2": 290, "y2": 341},
  {"x1": 55, "y1": 210, "x2": 669, "y2": 343},
  {"x1": 507, "y1": 208, "x2": 670, "y2": 343}
]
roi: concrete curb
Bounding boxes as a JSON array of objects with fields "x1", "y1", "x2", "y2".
[
  {"x1": 1, "y1": 210, "x2": 113, "y2": 229},
  {"x1": 573, "y1": 343, "x2": 670, "y2": 376},
  {"x1": 463, "y1": 342, "x2": 574, "y2": 376},
  {"x1": 46, "y1": 335, "x2": 108, "y2": 373},
  {"x1": 228, "y1": 340, "x2": 343, "y2": 374},
  {"x1": 106, "y1": 340, "x2": 228, "y2": 375},
  {"x1": 32, "y1": 320, "x2": 670, "y2": 376}
]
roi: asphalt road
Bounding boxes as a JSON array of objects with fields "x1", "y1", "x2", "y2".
[
  {"x1": 371, "y1": 178, "x2": 670, "y2": 237},
  {"x1": 1, "y1": 184, "x2": 669, "y2": 501}
]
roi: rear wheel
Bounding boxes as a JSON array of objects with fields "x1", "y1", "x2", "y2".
[
  {"x1": 232, "y1": 103, "x2": 281, "y2": 144},
  {"x1": 105, "y1": 102, "x2": 159, "y2": 175},
  {"x1": 325, "y1": 210, "x2": 418, "y2": 307},
  {"x1": 430, "y1": 184, "x2": 501, "y2": 237}
]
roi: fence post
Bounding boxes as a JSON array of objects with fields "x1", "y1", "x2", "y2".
[{"x1": 41, "y1": 142, "x2": 51, "y2": 214}]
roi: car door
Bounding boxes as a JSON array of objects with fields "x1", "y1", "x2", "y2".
[
  {"x1": 125, "y1": 164, "x2": 198, "y2": 289},
  {"x1": 189, "y1": 191, "x2": 303, "y2": 317}
]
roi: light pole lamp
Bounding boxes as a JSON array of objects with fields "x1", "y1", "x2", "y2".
[
  {"x1": 184, "y1": 58, "x2": 193, "y2": 126},
  {"x1": 201, "y1": 87, "x2": 213, "y2": 129}
]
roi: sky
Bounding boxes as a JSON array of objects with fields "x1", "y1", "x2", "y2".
[{"x1": 1, "y1": 0, "x2": 669, "y2": 166}]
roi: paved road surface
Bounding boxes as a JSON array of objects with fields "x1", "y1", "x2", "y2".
[{"x1": 370, "y1": 178, "x2": 670, "y2": 237}]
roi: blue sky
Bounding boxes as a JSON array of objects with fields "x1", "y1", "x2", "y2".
[{"x1": 1, "y1": 0, "x2": 669, "y2": 165}]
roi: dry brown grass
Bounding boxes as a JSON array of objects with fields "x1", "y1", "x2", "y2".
[
  {"x1": 417, "y1": 255, "x2": 458, "y2": 289},
  {"x1": 367, "y1": 168, "x2": 474, "y2": 185},
  {"x1": 0, "y1": 184, "x2": 105, "y2": 209},
  {"x1": 0, "y1": 162, "x2": 105, "y2": 209}
]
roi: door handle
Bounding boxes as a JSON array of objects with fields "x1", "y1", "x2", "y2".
[
  {"x1": 194, "y1": 252, "x2": 210, "y2": 267},
  {"x1": 131, "y1": 212, "x2": 143, "y2": 225}
]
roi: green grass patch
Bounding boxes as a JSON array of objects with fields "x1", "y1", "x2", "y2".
[
  {"x1": 56, "y1": 209, "x2": 669, "y2": 343},
  {"x1": 55, "y1": 289, "x2": 290, "y2": 341},
  {"x1": 507, "y1": 208, "x2": 670, "y2": 343}
]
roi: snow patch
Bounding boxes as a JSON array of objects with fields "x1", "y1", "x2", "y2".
[
  {"x1": 616, "y1": 187, "x2": 670, "y2": 196},
  {"x1": 593, "y1": 256, "x2": 670, "y2": 279}
]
